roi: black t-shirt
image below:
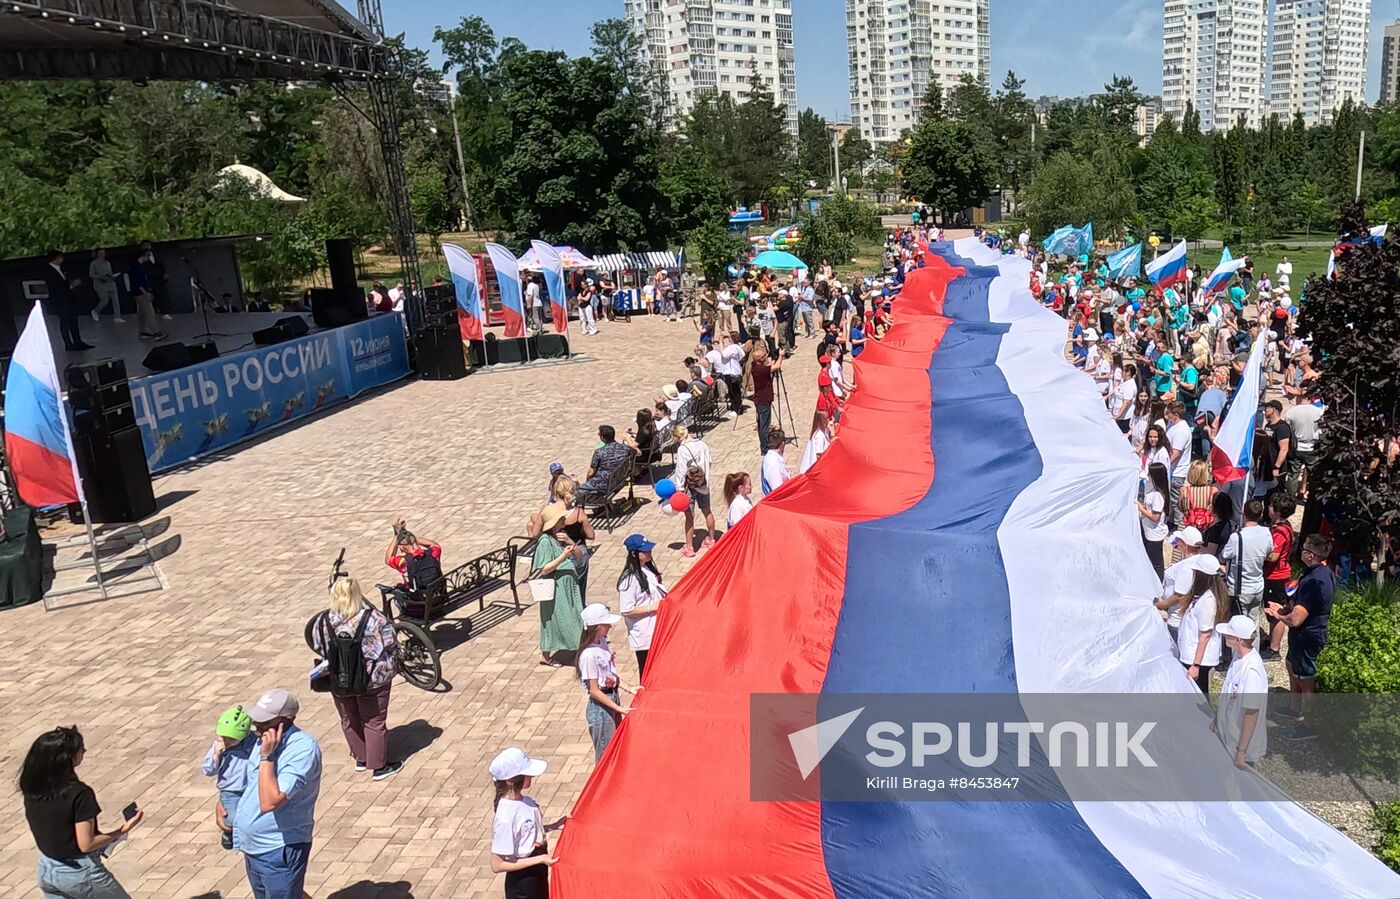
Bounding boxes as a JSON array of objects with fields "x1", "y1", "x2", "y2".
[
  {"x1": 1265, "y1": 420, "x2": 1294, "y2": 473},
  {"x1": 817, "y1": 335, "x2": 837, "y2": 361},
  {"x1": 1201, "y1": 519, "x2": 1235, "y2": 553},
  {"x1": 776, "y1": 297, "x2": 794, "y2": 323},
  {"x1": 25, "y1": 781, "x2": 99, "y2": 861}
]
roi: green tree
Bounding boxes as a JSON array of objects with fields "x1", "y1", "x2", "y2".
[
  {"x1": 796, "y1": 107, "x2": 832, "y2": 188},
  {"x1": 1291, "y1": 182, "x2": 1332, "y2": 238},
  {"x1": 659, "y1": 139, "x2": 732, "y2": 235},
  {"x1": 902, "y1": 118, "x2": 996, "y2": 222},
  {"x1": 688, "y1": 219, "x2": 747, "y2": 284},
  {"x1": 992, "y1": 71, "x2": 1037, "y2": 213},
  {"x1": 682, "y1": 71, "x2": 790, "y2": 205}
]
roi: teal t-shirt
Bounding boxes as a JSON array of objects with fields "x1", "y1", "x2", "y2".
[
  {"x1": 1154, "y1": 352, "x2": 1175, "y2": 394},
  {"x1": 1177, "y1": 364, "x2": 1199, "y2": 407},
  {"x1": 1129, "y1": 287, "x2": 1147, "y2": 303},
  {"x1": 1229, "y1": 285, "x2": 1245, "y2": 310}
]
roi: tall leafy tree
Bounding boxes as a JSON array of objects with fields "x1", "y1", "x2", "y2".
[
  {"x1": 839, "y1": 128, "x2": 873, "y2": 189},
  {"x1": 796, "y1": 107, "x2": 832, "y2": 188},
  {"x1": 992, "y1": 71, "x2": 1037, "y2": 212},
  {"x1": 902, "y1": 116, "x2": 996, "y2": 221}
]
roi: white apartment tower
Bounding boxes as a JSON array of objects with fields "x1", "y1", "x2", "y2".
[
  {"x1": 1270, "y1": 0, "x2": 1371, "y2": 126},
  {"x1": 846, "y1": 0, "x2": 991, "y2": 145},
  {"x1": 625, "y1": 0, "x2": 797, "y2": 136},
  {"x1": 1161, "y1": 0, "x2": 1267, "y2": 131},
  {"x1": 1382, "y1": 20, "x2": 1400, "y2": 106}
]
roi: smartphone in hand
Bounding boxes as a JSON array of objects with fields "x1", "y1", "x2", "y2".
[{"x1": 122, "y1": 802, "x2": 138, "y2": 821}]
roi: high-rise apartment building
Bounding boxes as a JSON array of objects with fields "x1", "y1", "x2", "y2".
[
  {"x1": 846, "y1": 0, "x2": 991, "y2": 144},
  {"x1": 1383, "y1": 21, "x2": 1400, "y2": 105},
  {"x1": 1269, "y1": 0, "x2": 1370, "y2": 126},
  {"x1": 1161, "y1": 0, "x2": 1267, "y2": 131},
  {"x1": 625, "y1": 0, "x2": 797, "y2": 136}
]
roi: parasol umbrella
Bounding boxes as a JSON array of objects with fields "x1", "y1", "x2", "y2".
[
  {"x1": 517, "y1": 245, "x2": 598, "y2": 271},
  {"x1": 749, "y1": 249, "x2": 808, "y2": 270}
]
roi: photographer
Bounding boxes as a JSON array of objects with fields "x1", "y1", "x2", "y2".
[
  {"x1": 384, "y1": 521, "x2": 443, "y2": 615},
  {"x1": 750, "y1": 343, "x2": 784, "y2": 455}
]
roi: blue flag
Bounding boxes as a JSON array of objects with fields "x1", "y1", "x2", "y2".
[
  {"x1": 1043, "y1": 225, "x2": 1075, "y2": 255},
  {"x1": 1071, "y1": 222, "x2": 1094, "y2": 258},
  {"x1": 1105, "y1": 243, "x2": 1142, "y2": 281}
]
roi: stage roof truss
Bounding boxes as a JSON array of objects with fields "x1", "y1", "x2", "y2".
[{"x1": 0, "y1": 0, "x2": 384, "y2": 81}]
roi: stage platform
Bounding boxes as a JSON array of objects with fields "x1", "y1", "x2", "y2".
[{"x1": 39, "y1": 308, "x2": 319, "y2": 378}]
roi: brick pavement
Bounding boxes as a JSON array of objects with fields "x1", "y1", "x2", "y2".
[{"x1": 0, "y1": 316, "x2": 823, "y2": 899}]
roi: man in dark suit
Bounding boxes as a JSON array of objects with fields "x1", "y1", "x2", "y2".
[{"x1": 43, "y1": 249, "x2": 93, "y2": 351}]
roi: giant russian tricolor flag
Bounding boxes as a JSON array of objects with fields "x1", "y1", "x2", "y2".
[
  {"x1": 1144, "y1": 238, "x2": 1188, "y2": 291},
  {"x1": 1201, "y1": 247, "x2": 1246, "y2": 298},
  {"x1": 4, "y1": 305, "x2": 82, "y2": 507},
  {"x1": 530, "y1": 240, "x2": 569, "y2": 334},
  {"x1": 552, "y1": 241, "x2": 1400, "y2": 898},
  {"x1": 484, "y1": 242, "x2": 525, "y2": 338},
  {"x1": 442, "y1": 243, "x2": 484, "y2": 342},
  {"x1": 1210, "y1": 329, "x2": 1268, "y2": 485}
]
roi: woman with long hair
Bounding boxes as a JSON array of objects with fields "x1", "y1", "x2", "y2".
[
  {"x1": 576, "y1": 604, "x2": 628, "y2": 761},
  {"x1": 529, "y1": 491, "x2": 588, "y2": 667},
  {"x1": 1128, "y1": 387, "x2": 1152, "y2": 451},
  {"x1": 616, "y1": 534, "x2": 666, "y2": 676},
  {"x1": 1139, "y1": 461, "x2": 1171, "y2": 579},
  {"x1": 1140, "y1": 424, "x2": 1171, "y2": 477},
  {"x1": 1178, "y1": 459, "x2": 1218, "y2": 531},
  {"x1": 311, "y1": 576, "x2": 402, "y2": 780},
  {"x1": 799, "y1": 409, "x2": 833, "y2": 474},
  {"x1": 724, "y1": 472, "x2": 754, "y2": 529},
  {"x1": 1175, "y1": 565, "x2": 1231, "y2": 692},
  {"x1": 631, "y1": 408, "x2": 657, "y2": 468},
  {"x1": 488, "y1": 747, "x2": 557, "y2": 899},
  {"x1": 21, "y1": 726, "x2": 143, "y2": 899},
  {"x1": 528, "y1": 475, "x2": 595, "y2": 602}
]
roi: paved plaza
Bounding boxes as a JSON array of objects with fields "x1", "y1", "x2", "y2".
[{"x1": 0, "y1": 316, "x2": 822, "y2": 899}]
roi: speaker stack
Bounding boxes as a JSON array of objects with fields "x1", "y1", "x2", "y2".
[
  {"x1": 65, "y1": 359, "x2": 156, "y2": 523},
  {"x1": 141, "y1": 340, "x2": 220, "y2": 372},
  {"x1": 413, "y1": 284, "x2": 466, "y2": 380},
  {"x1": 309, "y1": 287, "x2": 367, "y2": 329}
]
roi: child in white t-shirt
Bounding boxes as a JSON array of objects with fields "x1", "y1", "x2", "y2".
[
  {"x1": 577, "y1": 604, "x2": 628, "y2": 762},
  {"x1": 488, "y1": 747, "x2": 556, "y2": 897}
]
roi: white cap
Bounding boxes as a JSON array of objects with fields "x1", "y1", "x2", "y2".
[
  {"x1": 1083, "y1": 329, "x2": 1098, "y2": 340},
  {"x1": 1215, "y1": 614, "x2": 1257, "y2": 640},
  {"x1": 489, "y1": 747, "x2": 548, "y2": 781},
  {"x1": 1169, "y1": 526, "x2": 1203, "y2": 547},
  {"x1": 1188, "y1": 553, "x2": 1222, "y2": 574},
  {"x1": 581, "y1": 603, "x2": 622, "y2": 627}
]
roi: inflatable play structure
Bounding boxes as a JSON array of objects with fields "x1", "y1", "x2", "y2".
[
  {"x1": 749, "y1": 223, "x2": 802, "y2": 253},
  {"x1": 552, "y1": 239, "x2": 1400, "y2": 897}
]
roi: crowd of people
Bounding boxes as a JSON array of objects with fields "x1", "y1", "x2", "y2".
[{"x1": 16, "y1": 222, "x2": 1361, "y2": 898}]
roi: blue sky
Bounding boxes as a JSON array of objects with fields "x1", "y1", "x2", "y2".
[{"x1": 386, "y1": 0, "x2": 1394, "y2": 120}]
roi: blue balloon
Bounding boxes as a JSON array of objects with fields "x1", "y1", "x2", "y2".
[{"x1": 656, "y1": 478, "x2": 677, "y2": 499}]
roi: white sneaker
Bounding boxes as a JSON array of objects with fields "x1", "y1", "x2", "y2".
[
  {"x1": 161, "y1": 313, "x2": 173, "y2": 320},
  {"x1": 113, "y1": 317, "x2": 126, "y2": 324},
  {"x1": 90, "y1": 312, "x2": 100, "y2": 322}
]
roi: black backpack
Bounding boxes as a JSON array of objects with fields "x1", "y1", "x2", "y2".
[
  {"x1": 402, "y1": 549, "x2": 442, "y2": 592},
  {"x1": 320, "y1": 610, "x2": 372, "y2": 695}
]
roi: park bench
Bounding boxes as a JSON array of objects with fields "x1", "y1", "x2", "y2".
[{"x1": 573, "y1": 461, "x2": 636, "y2": 522}]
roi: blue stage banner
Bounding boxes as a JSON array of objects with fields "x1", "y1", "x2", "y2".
[{"x1": 129, "y1": 313, "x2": 411, "y2": 472}]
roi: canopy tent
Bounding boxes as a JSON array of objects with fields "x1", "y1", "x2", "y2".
[
  {"x1": 552, "y1": 242, "x2": 1400, "y2": 897},
  {"x1": 515, "y1": 244, "x2": 596, "y2": 271},
  {"x1": 749, "y1": 249, "x2": 808, "y2": 270},
  {"x1": 216, "y1": 163, "x2": 305, "y2": 203},
  {"x1": 591, "y1": 251, "x2": 679, "y2": 273}
]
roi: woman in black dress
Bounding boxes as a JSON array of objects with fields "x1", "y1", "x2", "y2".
[{"x1": 21, "y1": 726, "x2": 144, "y2": 899}]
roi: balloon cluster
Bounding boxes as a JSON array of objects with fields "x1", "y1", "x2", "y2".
[{"x1": 654, "y1": 479, "x2": 691, "y2": 516}]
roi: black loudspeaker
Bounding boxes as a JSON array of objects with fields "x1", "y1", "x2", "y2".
[
  {"x1": 142, "y1": 342, "x2": 193, "y2": 372},
  {"x1": 72, "y1": 427, "x2": 156, "y2": 523},
  {"x1": 0, "y1": 309, "x2": 18, "y2": 357},
  {"x1": 66, "y1": 359, "x2": 134, "y2": 435},
  {"x1": 467, "y1": 339, "x2": 490, "y2": 367},
  {"x1": 495, "y1": 337, "x2": 524, "y2": 364},
  {"x1": 310, "y1": 287, "x2": 367, "y2": 329},
  {"x1": 413, "y1": 326, "x2": 467, "y2": 380},
  {"x1": 66, "y1": 358, "x2": 127, "y2": 390},
  {"x1": 536, "y1": 333, "x2": 570, "y2": 358},
  {"x1": 187, "y1": 340, "x2": 219, "y2": 363},
  {"x1": 326, "y1": 239, "x2": 357, "y2": 293},
  {"x1": 278, "y1": 316, "x2": 310, "y2": 339},
  {"x1": 253, "y1": 317, "x2": 311, "y2": 346}
]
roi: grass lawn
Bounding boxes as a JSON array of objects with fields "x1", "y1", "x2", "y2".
[{"x1": 1180, "y1": 241, "x2": 1332, "y2": 288}]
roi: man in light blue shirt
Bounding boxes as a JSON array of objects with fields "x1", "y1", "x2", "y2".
[{"x1": 233, "y1": 688, "x2": 322, "y2": 899}]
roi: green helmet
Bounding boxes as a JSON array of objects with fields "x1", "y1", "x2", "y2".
[{"x1": 217, "y1": 705, "x2": 252, "y2": 741}]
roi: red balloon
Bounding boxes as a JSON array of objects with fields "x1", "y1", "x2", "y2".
[{"x1": 668, "y1": 492, "x2": 691, "y2": 512}]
